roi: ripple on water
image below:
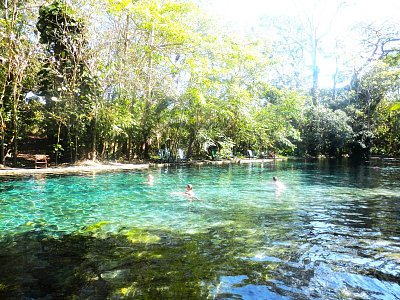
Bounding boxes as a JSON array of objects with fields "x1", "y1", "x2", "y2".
[{"x1": 0, "y1": 162, "x2": 399, "y2": 299}]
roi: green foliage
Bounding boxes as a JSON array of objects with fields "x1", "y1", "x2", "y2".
[
  {"x1": 254, "y1": 88, "x2": 305, "y2": 154},
  {"x1": 0, "y1": 0, "x2": 42, "y2": 165},
  {"x1": 302, "y1": 106, "x2": 353, "y2": 157},
  {"x1": 36, "y1": 1, "x2": 83, "y2": 48},
  {"x1": 1, "y1": 0, "x2": 399, "y2": 161},
  {"x1": 52, "y1": 143, "x2": 64, "y2": 154},
  {"x1": 36, "y1": 0, "x2": 101, "y2": 162},
  {"x1": 391, "y1": 102, "x2": 400, "y2": 111},
  {"x1": 345, "y1": 54, "x2": 400, "y2": 158},
  {"x1": 371, "y1": 100, "x2": 400, "y2": 156}
]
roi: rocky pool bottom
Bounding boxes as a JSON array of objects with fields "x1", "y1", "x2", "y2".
[{"x1": 0, "y1": 160, "x2": 399, "y2": 299}]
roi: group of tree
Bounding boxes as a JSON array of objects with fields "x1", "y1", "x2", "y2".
[{"x1": 1, "y1": 0, "x2": 399, "y2": 166}]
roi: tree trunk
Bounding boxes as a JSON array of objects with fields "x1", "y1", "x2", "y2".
[
  {"x1": 75, "y1": 135, "x2": 78, "y2": 163},
  {"x1": 91, "y1": 117, "x2": 97, "y2": 161},
  {"x1": 11, "y1": 80, "x2": 19, "y2": 166},
  {"x1": 332, "y1": 55, "x2": 339, "y2": 103},
  {"x1": 186, "y1": 128, "x2": 196, "y2": 159},
  {"x1": 311, "y1": 35, "x2": 319, "y2": 105},
  {"x1": 142, "y1": 131, "x2": 150, "y2": 160},
  {"x1": 55, "y1": 123, "x2": 61, "y2": 166},
  {"x1": 0, "y1": 82, "x2": 7, "y2": 165},
  {"x1": 0, "y1": 113, "x2": 5, "y2": 165},
  {"x1": 140, "y1": 22, "x2": 154, "y2": 161}
]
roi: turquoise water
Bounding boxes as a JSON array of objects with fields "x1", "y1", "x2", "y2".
[{"x1": 0, "y1": 159, "x2": 399, "y2": 299}]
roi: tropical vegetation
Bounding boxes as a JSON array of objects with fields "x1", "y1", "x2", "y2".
[{"x1": 1, "y1": 0, "x2": 399, "y2": 166}]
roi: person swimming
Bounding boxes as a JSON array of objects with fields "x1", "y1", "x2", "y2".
[
  {"x1": 146, "y1": 174, "x2": 154, "y2": 185},
  {"x1": 273, "y1": 176, "x2": 286, "y2": 190},
  {"x1": 184, "y1": 184, "x2": 194, "y2": 197},
  {"x1": 171, "y1": 184, "x2": 200, "y2": 201}
]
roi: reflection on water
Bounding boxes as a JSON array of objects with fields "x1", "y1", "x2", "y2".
[{"x1": 0, "y1": 159, "x2": 399, "y2": 299}]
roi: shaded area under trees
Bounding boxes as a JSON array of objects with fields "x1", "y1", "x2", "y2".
[{"x1": 1, "y1": 0, "x2": 400, "y2": 166}]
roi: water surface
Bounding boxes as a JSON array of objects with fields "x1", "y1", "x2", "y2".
[{"x1": 0, "y1": 159, "x2": 399, "y2": 299}]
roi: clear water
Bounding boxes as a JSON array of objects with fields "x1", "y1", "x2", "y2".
[{"x1": 0, "y1": 159, "x2": 399, "y2": 299}]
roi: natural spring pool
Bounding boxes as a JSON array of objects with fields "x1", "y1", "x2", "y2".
[{"x1": 0, "y1": 159, "x2": 399, "y2": 299}]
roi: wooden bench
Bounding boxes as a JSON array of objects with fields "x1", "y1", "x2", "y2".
[{"x1": 34, "y1": 155, "x2": 49, "y2": 169}]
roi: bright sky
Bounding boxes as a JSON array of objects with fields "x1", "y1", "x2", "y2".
[
  {"x1": 199, "y1": 0, "x2": 400, "y2": 87},
  {"x1": 204, "y1": 0, "x2": 400, "y2": 26}
]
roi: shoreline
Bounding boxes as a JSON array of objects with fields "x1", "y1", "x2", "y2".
[
  {"x1": 0, "y1": 162, "x2": 150, "y2": 176},
  {"x1": 0, "y1": 158, "x2": 280, "y2": 176}
]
